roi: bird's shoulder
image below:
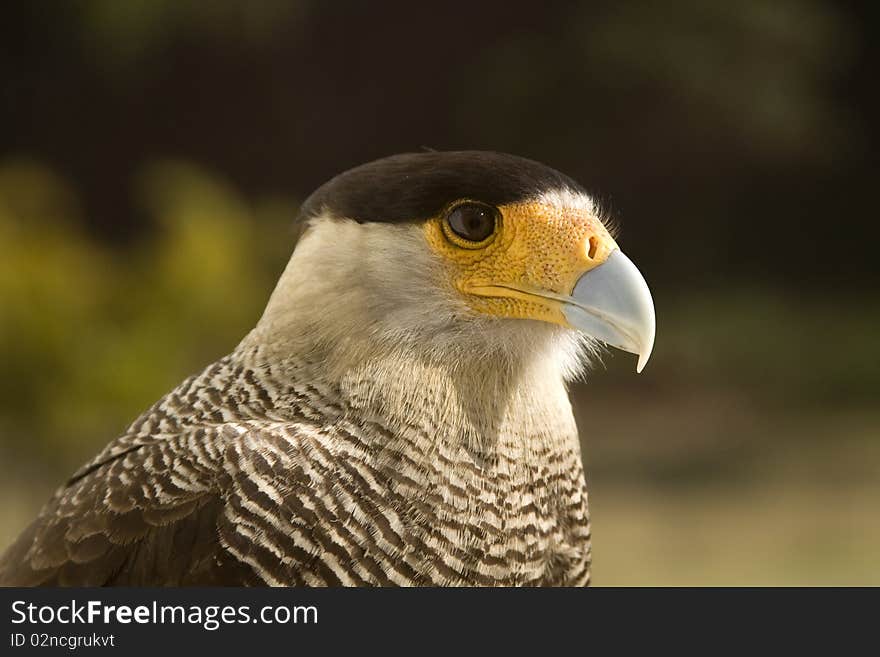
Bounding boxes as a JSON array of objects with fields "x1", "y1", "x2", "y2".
[
  {"x1": 0, "y1": 421, "x2": 248, "y2": 585},
  {"x1": 0, "y1": 353, "x2": 325, "y2": 586}
]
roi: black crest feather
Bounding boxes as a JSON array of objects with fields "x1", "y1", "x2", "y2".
[{"x1": 299, "y1": 151, "x2": 584, "y2": 224}]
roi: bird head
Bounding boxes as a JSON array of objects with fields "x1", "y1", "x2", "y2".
[{"x1": 257, "y1": 151, "x2": 655, "y2": 380}]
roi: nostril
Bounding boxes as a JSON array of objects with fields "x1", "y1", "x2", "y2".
[{"x1": 588, "y1": 236, "x2": 599, "y2": 260}]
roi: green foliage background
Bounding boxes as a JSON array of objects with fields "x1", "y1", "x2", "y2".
[{"x1": 0, "y1": 161, "x2": 295, "y2": 463}]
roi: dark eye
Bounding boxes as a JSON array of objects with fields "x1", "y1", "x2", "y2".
[{"x1": 446, "y1": 202, "x2": 497, "y2": 243}]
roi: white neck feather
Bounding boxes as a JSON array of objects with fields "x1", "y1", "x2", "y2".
[{"x1": 238, "y1": 217, "x2": 591, "y2": 451}]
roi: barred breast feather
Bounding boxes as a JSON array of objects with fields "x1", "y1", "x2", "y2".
[{"x1": 0, "y1": 341, "x2": 592, "y2": 586}]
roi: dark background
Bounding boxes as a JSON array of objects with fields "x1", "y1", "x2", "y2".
[{"x1": 1, "y1": 1, "x2": 877, "y2": 584}]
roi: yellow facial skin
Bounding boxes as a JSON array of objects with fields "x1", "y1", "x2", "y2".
[{"x1": 424, "y1": 200, "x2": 618, "y2": 326}]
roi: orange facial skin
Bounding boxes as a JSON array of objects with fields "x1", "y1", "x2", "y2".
[{"x1": 424, "y1": 199, "x2": 618, "y2": 326}]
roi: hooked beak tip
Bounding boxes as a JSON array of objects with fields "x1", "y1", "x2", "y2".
[
  {"x1": 636, "y1": 344, "x2": 652, "y2": 374},
  {"x1": 562, "y1": 249, "x2": 656, "y2": 373}
]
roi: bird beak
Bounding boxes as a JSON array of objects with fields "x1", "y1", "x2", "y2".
[{"x1": 561, "y1": 249, "x2": 656, "y2": 373}]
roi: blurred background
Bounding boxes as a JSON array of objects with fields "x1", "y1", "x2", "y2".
[{"x1": 1, "y1": 0, "x2": 877, "y2": 585}]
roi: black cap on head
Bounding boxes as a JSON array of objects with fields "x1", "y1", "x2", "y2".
[{"x1": 299, "y1": 151, "x2": 585, "y2": 225}]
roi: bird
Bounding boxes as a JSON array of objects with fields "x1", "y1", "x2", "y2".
[{"x1": 0, "y1": 151, "x2": 655, "y2": 586}]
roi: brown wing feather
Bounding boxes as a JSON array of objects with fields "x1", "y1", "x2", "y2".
[{"x1": 0, "y1": 426, "x2": 260, "y2": 586}]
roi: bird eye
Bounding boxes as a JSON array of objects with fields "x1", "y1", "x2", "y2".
[{"x1": 445, "y1": 202, "x2": 498, "y2": 245}]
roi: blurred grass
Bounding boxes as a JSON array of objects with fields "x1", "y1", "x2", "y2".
[
  {"x1": 0, "y1": 158, "x2": 877, "y2": 584},
  {"x1": 576, "y1": 391, "x2": 880, "y2": 585}
]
